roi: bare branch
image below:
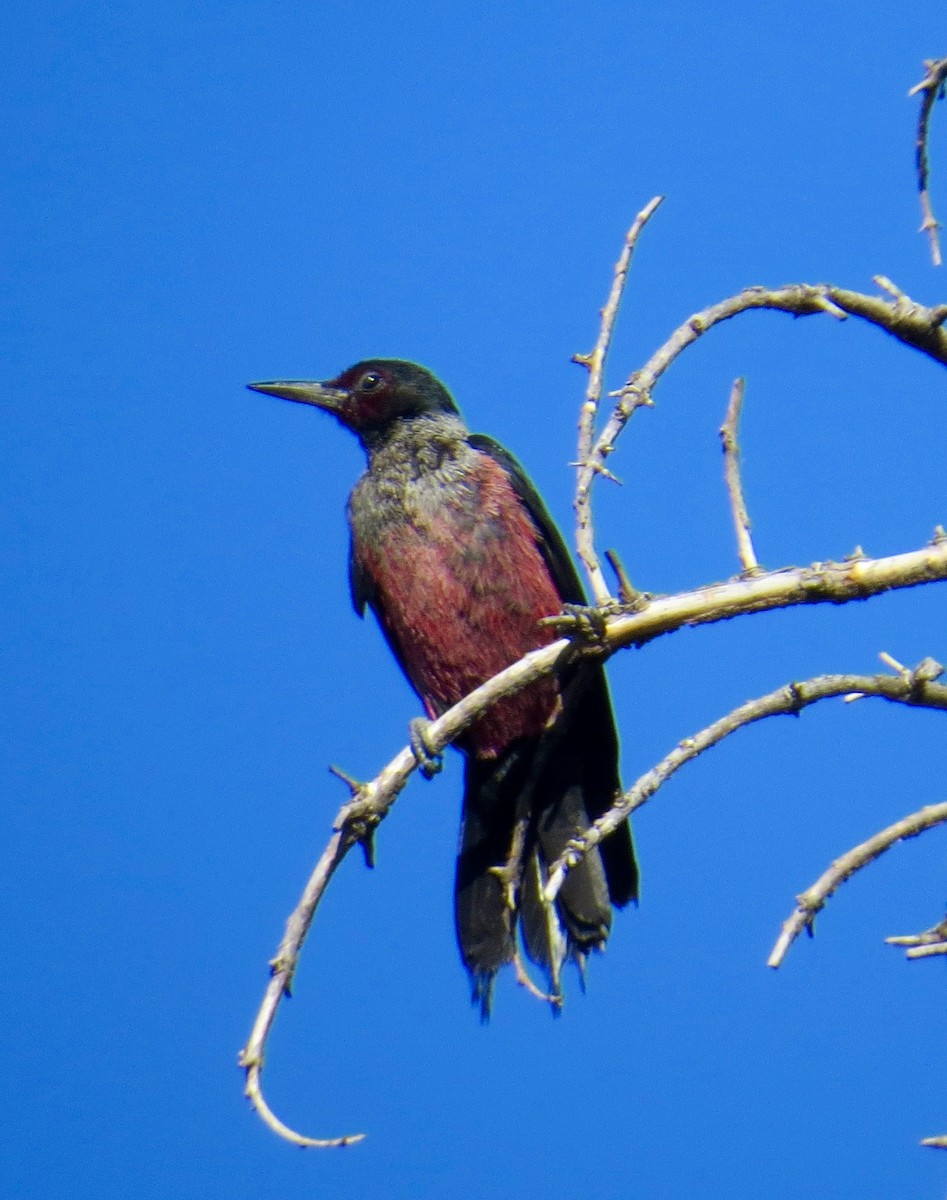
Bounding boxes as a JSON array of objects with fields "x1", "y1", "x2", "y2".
[
  {"x1": 544, "y1": 659, "x2": 947, "y2": 906},
  {"x1": 579, "y1": 281, "x2": 947, "y2": 495},
  {"x1": 719, "y1": 377, "x2": 760, "y2": 575},
  {"x1": 573, "y1": 196, "x2": 664, "y2": 604},
  {"x1": 238, "y1": 822, "x2": 368, "y2": 1147},
  {"x1": 768, "y1": 801, "x2": 947, "y2": 968},
  {"x1": 594, "y1": 538, "x2": 947, "y2": 652},
  {"x1": 243, "y1": 1046, "x2": 364, "y2": 1148},
  {"x1": 241, "y1": 536, "x2": 947, "y2": 1145},
  {"x1": 909, "y1": 57, "x2": 947, "y2": 267}
]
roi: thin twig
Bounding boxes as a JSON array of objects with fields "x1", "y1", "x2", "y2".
[
  {"x1": 886, "y1": 913, "x2": 947, "y2": 958},
  {"x1": 604, "y1": 548, "x2": 642, "y2": 605},
  {"x1": 512, "y1": 945, "x2": 561, "y2": 1007},
  {"x1": 909, "y1": 57, "x2": 947, "y2": 267},
  {"x1": 768, "y1": 801, "x2": 947, "y2": 968},
  {"x1": 719, "y1": 378, "x2": 760, "y2": 574},
  {"x1": 544, "y1": 659, "x2": 947, "y2": 906},
  {"x1": 573, "y1": 196, "x2": 664, "y2": 604},
  {"x1": 903, "y1": 942, "x2": 947, "y2": 959}
]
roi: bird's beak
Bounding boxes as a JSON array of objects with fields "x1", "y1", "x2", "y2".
[{"x1": 246, "y1": 380, "x2": 349, "y2": 414}]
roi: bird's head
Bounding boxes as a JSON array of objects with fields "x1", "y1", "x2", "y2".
[{"x1": 248, "y1": 359, "x2": 459, "y2": 444}]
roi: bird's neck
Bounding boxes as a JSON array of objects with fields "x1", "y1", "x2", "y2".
[{"x1": 363, "y1": 412, "x2": 471, "y2": 481}]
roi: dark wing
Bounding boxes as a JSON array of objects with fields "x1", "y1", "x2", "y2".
[
  {"x1": 348, "y1": 536, "x2": 372, "y2": 617},
  {"x1": 467, "y1": 434, "x2": 587, "y2": 606},
  {"x1": 469, "y1": 433, "x2": 638, "y2": 907}
]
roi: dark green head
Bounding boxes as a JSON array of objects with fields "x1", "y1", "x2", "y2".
[{"x1": 248, "y1": 359, "x2": 460, "y2": 444}]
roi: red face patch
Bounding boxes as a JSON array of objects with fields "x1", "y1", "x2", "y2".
[{"x1": 325, "y1": 364, "x2": 399, "y2": 431}]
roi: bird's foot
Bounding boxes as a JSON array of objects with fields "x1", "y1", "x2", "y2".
[
  {"x1": 545, "y1": 602, "x2": 612, "y2": 652},
  {"x1": 487, "y1": 858, "x2": 520, "y2": 914},
  {"x1": 409, "y1": 717, "x2": 443, "y2": 779}
]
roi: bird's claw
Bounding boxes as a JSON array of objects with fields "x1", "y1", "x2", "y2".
[
  {"x1": 559, "y1": 603, "x2": 610, "y2": 649},
  {"x1": 409, "y1": 717, "x2": 443, "y2": 779}
]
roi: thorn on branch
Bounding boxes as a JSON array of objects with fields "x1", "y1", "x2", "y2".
[
  {"x1": 335, "y1": 796, "x2": 383, "y2": 867},
  {"x1": 614, "y1": 382, "x2": 654, "y2": 416},
  {"x1": 873, "y1": 274, "x2": 907, "y2": 301},
  {"x1": 605, "y1": 548, "x2": 644, "y2": 606},
  {"x1": 590, "y1": 459, "x2": 622, "y2": 484},
  {"x1": 329, "y1": 763, "x2": 365, "y2": 797},
  {"x1": 875, "y1": 651, "x2": 943, "y2": 687},
  {"x1": 813, "y1": 292, "x2": 848, "y2": 319},
  {"x1": 268, "y1": 955, "x2": 295, "y2": 996},
  {"x1": 357, "y1": 830, "x2": 376, "y2": 869},
  {"x1": 878, "y1": 650, "x2": 910, "y2": 678},
  {"x1": 329, "y1": 766, "x2": 377, "y2": 864}
]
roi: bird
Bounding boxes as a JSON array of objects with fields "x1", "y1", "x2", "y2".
[{"x1": 248, "y1": 359, "x2": 638, "y2": 1015}]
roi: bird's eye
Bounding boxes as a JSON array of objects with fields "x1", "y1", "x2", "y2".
[{"x1": 359, "y1": 371, "x2": 382, "y2": 392}]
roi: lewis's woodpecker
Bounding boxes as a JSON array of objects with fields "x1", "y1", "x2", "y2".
[{"x1": 248, "y1": 360, "x2": 638, "y2": 1012}]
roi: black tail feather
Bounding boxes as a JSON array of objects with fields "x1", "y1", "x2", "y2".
[
  {"x1": 454, "y1": 727, "x2": 637, "y2": 1016},
  {"x1": 454, "y1": 752, "x2": 527, "y2": 1009},
  {"x1": 532, "y1": 774, "x2": 612, "y2": 950}
]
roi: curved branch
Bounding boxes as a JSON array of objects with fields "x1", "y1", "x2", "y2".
[
  {"x1": 768, "y1": 801, "x2": 947, "y2": 968},
  {"x1": 238, "y1": 824, "x2": 367, "y2": 1147},
  {"x1": 544, "y1": 660, "x2": 947, "y2": 906},
  {"x1": 578, "y1": 280, "x2": 947, "y2": 497},
  {"x1": 909, "y1": 57, "x2": 947, "y2": 266}
]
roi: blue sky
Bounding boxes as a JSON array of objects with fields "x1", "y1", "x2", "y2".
[{"x1": 3, "y1": 4, "x2": 946, "y2": 1198}]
